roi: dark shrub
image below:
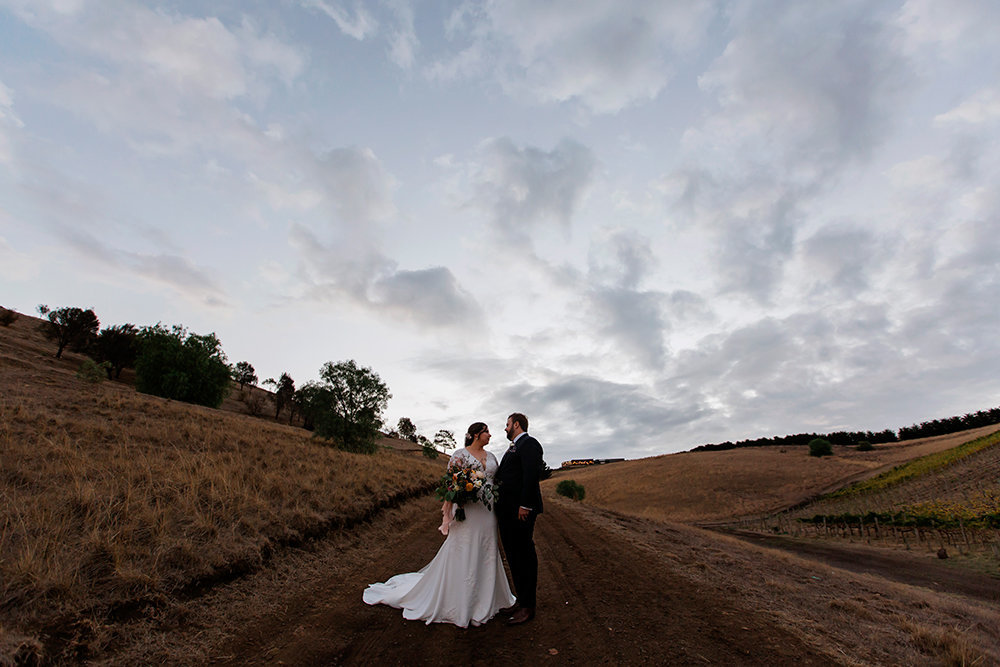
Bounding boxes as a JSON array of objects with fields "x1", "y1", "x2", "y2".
[
  {"x1": 808, "y1": 438, "x2": 833, "y2": 457},
  {"x1": 556, "y1": 479, "x2": 586, "y2": 501}
]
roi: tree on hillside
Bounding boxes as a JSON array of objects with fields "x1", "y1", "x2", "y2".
[
  {"x1": 397, "y1": 417, "x2": 418, "y2": 442},
  {"x1": 37, "y1": 304, "x2": 100, "y2": 358},
  {"x1": 93, "y1": 324, "x2": 139, "y2": 379},
  {"x1": 232, "y1": 361, "x2": 258, "y2": 390},
  {"x1": 416, "y1": 434, "x2": 438, "y2": 459},
  {"x1": 294, "y1": 381, "x2": 324, "y2": 431},
  {"x1": 433, "y1": 429, "x2": 455, "y2": 452},
  {"x1": 134, "y1": 324, "x2": 231, "y2": 408},
  {"x1": 264, "y1": 372, "x2": 296, "y2": 421},
  {"x1": 306, "y1": 360, "x2": 391, "y2": 454}
]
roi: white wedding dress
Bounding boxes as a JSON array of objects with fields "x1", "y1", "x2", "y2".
[{"x1": 363, "y1": 448, "x2": 515, "y2": 627}]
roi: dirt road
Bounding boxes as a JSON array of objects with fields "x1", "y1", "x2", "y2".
[
  {"x1": 111, "y1": 492, "x2": 1000, "y2": 665},
  {"x1": 217, "y1": 496, "x2": 837, "y2": 666}
]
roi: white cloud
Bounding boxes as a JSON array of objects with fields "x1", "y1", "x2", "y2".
[
  {"x1": 62, "y1": 229, "x2": 229, "y2": 308},
  {"x1": 4, "y1": 2, "x2": 999, "y2": 461},
  {"x1": 669, "y1": 2, "x2": 907, "y2": 303},
  {"x1": 934, "y1": 88, "x2": 1000, "y2": 126},
  {"x1": 299, "y1": 0, "x2": 377, "y2": 40},
  {"x1": 384, "y1": 0, "x2": 418, "y2": 69},
  {"x1": 430, "y1": 0, "x2": 715, "y2": 114},
  {"x1": 895, "y1": 0, "x2": 1000, "y2": 56},
  {"x1": 468, "y1": 137, "x2": 596, "y2": 242},
  {"x1": 7, "y1": 2, "x2": 304, "y2": 101},
  {"x1": 313, "y1": 147, "x2": 398, "y2": 225}
]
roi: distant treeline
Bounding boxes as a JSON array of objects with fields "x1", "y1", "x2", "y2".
[{"x1": 691, "y1": 405, "x2": 1000, "y2": 453}]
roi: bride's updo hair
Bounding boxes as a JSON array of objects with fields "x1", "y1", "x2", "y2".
[{"x1": 464, "y1": 422, "x2": 488, "y2": 447}]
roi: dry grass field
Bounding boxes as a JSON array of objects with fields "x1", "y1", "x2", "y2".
[
  {"x1": 0, "y1": 314, "x2": 441, "y2": 661},
  {"x1": 4, "y1": 308, "x2": 1000, "y2": 665},
  {"x1": 549, "y1": 425, "x2": 1000, "y2": 524}
]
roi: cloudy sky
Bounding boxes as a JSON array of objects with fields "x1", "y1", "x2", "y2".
[{"x1": 2, "y1": 1, "x2": 998, "y2": 464}]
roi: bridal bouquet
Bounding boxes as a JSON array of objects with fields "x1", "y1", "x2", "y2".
[{"x1": 434, "y1": 465, "x2": 498, "y2": 521}]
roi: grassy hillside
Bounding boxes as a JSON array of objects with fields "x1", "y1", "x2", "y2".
[
  {"x1": 0, "y1": 316, "x2": 442, "y2": 659},
  {"x1": 547, "y1": 424, "x2": 1000, "y2": 524},
  {"x1": 779, "y1": 429, "x2": 1000, "y2": 550}
]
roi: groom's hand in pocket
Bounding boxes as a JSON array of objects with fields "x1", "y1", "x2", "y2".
[{"x1": 518, "y1": 507, "x2": 531, "y2": 521}]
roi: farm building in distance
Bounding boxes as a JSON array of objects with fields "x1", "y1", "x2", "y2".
[{"x1": 560, "y1": 458, "x2": 626, "y2": 469}]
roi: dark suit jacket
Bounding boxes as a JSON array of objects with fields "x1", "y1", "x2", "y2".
[{"x1": 495, "y1": 434, "x2": 544, "y2": 514}]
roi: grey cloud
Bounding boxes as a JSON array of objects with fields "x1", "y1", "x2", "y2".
[
  {"x1": 665, "y1": 290, "x2": 713, "y2": 325},
  {"x1": 700, "y1": 2, "x2": 906, "y2": 169},
  {"x1": 671, "y1": 3, "x2": 909, "y2": 303},
  {"x1": 589, "y1": 287, "x2": 668, "y2": 369},
  {"x1": 289, "y1": 222, "x2": 391, "y2": 299},
  {"x1": 800, "y1": 224, "x2": 880, "y2": 298},
  {"x1": 586, "y1": 228, "x2": 668, "y2": 369},
  {"x1": 489, "y1": 375, "x2": 704, "y2": 459},
  {"x1": 435, "y1": 0, "x2": 716, "y2": 114},
  {"x1": 314, "y1": 146, "x2": 397, "y2": 225},
  {"x1": 714, "y1": 188, "x2": 802, "y2": 304},
  {"x1": 662, "y1": 292, "x2": 996, "y2": 445},
  {"x1": 472, "y1": 137, "x2": 596, "y2": 242},
  {"x1": 290, "y1": 223, "x2": 482, "y2": 330},
  {"x1": 588, "y1": 228, "x2": 654, "y2": 290},
  {"x1": 66, "y1": 229, "x2": 228, "y2": 307},
  {"x1": 372, "y1": 267, "x2": 482, "y2": 327}
]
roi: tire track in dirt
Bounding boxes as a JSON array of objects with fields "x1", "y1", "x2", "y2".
[
  {"x1": 720, "y1": 529, "x2": 1000, "y2": 603},
  {"x1": 220, "y1": 495, "x2": 839, "y2": 666}
]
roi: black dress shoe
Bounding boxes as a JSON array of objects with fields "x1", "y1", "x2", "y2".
[
  {"x1": 506, "y1": 607, "x2": 535, "y2": 625},
  {"x1": 498, "y1": 602, "x2": 520, "y2": 615}
]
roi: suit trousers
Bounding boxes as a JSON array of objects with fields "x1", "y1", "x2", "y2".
[{"x1": 498, "y1": 510, "x2": 538, "y2": 609}]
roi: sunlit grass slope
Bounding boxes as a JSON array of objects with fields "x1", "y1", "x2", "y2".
[
  {"x1": 548, "y1": 425, "x2": 1000, "y2": 523},
  {"x1": 0, "y1": 318, "x2": 441, "y2": 648}
]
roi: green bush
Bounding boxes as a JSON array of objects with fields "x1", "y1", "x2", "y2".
[
  {"x1": 76, "y1": 359, "x2": 110, "y2": 383},
  {"x1": 856, "y1": 440, "x2": 874, "y2": 451},
  {"x1": 421, "y1": 442, "x2": 439, "y2": 459},
  {"x1": 134, "y1": 324, "x2": 231, "y2": 408},
  {"x1": 556, "y1": 479, "x2": 586, "y2": 501},
  {"x1": 808, "y1": 438, "x2": 833, "y2": 457}
]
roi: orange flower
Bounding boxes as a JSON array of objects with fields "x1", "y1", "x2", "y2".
[{"x1": 465, "y1": 482, "x2": 474, "y2": 492}]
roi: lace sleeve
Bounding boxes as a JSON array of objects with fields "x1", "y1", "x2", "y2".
[{"x1": 447, "y1": 449, "x2": 466, "y2": 468}]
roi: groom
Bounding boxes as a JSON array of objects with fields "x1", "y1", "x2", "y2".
[{"x1": 495, "y1": 412, "x2": 543, "y2": 625}]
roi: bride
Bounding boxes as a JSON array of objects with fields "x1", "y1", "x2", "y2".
[{"x1": 362, "y1": 422, "x2": 515, "y2": 627}]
